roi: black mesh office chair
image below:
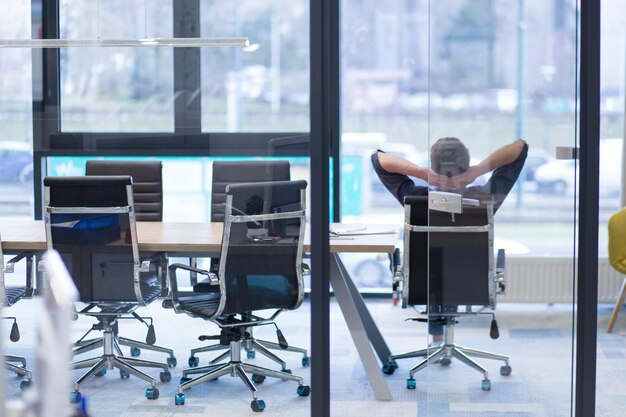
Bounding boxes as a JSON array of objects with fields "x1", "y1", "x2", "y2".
[
  {"x1": 0, "y1": 240, "x2": 34, "y2": 390},
  {"x1": 83, "y1": 160, "x2": 175, "y2": 364},
  {"x1": 382, "y1": 193, "x2": 511, "y2": 391},
  {"x1": 169, "y1": 180, "x2": 310, "y2": 411},
  {"x1": 86, "y1": 161, "x2": 163, "y2": 222},
  {"x1": 188, "y1": 160, "x2": 310, "y2": 373},
  {"x1": 43, "y1": 176, "x2": 172, "y2": 403}
]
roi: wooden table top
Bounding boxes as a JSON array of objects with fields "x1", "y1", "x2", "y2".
[{"x1": 0, "y1": 221, "x2": 398, "y2": 254}]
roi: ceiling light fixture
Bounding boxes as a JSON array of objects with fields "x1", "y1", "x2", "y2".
[{"x1": 0, "y1": 37, "x2": 249, "y2": 48}]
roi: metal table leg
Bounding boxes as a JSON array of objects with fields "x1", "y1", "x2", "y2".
[{"x1": 329, "y1": 253, "x2": 392, "y2": 401}]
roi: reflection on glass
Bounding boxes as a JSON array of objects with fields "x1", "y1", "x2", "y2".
[
  {"x1": 200, "y1": 0, "x2": 310, "y2": 132},
  {"x1": 59, "y1": 0, "x2": 174, "y2": 132},
  {"x1": 0, "y1": 0, "x2": 33, "y2": 219},
  {"x1": 341, "y1": 1, "x2": 582, "y2": 416}
]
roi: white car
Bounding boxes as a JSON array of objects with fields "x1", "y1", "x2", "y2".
[{"x1": 534, "y1": 139, "x2": 622, "y2": 196}]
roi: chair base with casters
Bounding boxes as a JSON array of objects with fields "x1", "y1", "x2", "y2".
[
  {"x1": 382, "y1": 316, "x2": 511, "y2": 391},
  {"x1": 70, "y1": 313, "x2": 172, "y2": 403},
  {"x1": 175, "y1": 326, "x2": 310, "y2": 411},
  {"x1": 187, "y1": 323, "x2": 310, "y2": 370},
  {"x1": 3, "y1": 284, "x2": 33, "y2": 390},
  {"x1": 5, "y1": 354, "x2": 32, "y2": 390},
  {"x1": 72, "y1": 314, "x2": 177, "y2": 367}
]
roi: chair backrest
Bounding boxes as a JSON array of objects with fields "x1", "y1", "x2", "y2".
[
  {"x1": 213, "y1": 179, "x2": 307, "y2": 317},
  {"x1": 211, "y1": 161, "x2": 291, "y2": 222},
  {"x1": 43, "y1": 176, "x2": 160, "y2": 305},
  {"x1": 608, "y1": 207, "x2": 626, "y2": 274},
  {"x1": 85, "y1": 160, "x2": 163, "y2": 221},
  {"x1": 402, "y1": 194, "x2": 494, "y2": 309}
]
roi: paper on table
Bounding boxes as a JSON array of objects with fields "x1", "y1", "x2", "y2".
[{"x1": 329, "y1": 226, "x2": 396, "y2": 236}]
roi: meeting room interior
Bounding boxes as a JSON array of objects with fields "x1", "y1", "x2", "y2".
[{"x1": 0, "y1": 1, "x2": 623, "y2": 417}]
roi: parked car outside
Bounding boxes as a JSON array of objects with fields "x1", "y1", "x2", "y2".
[
  {"x1": 0, "y1": 141, "x2": 33, "y2": 184},
  {"x1": 534, "y1": 138, "x2": 622, "y2": 196}
]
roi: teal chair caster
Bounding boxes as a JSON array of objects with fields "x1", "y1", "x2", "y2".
[
  {"x1": 70, "y1": 391, "x2": 82, "y2": 404},
  {"x1": 130, "y1": 347, "x2": 141, "y2": 357},
  {"x1": 247, "y1": 350, "x2": 256, "y2": 359},
  {"x1": 188, "y1": 356, "x2": 199, "y2": 367},
  {"x1": 160, "y1": 371, "x2": 172, "y2": 382},
  {"x1": 382, "y1": 362, "x2": 396, "y2": 375},
  {"x1": 406, "y1": 378, "x2": 416, "y2": 389},
  {"x1": 297, "y1": 385, "x2": 310, "y2": 396},
  {"x1": 481, "y1": 379, "x2": 491, "y2": 391},
  {"x1": 252, "y1": 374, "x2": 266, "y2": 384},
  {"x1": 302, "y1": 356, "x2": 310, "y2": 367},
  {"x1": 146, "y1": 387, "x2": 159, "y2": 399},
  {"x1": 251, "y1": 399, "x2": 266, "y2": 412},
  {"x1": 167, "y1": 356, "x2": 177, "y2": 367},
  {"x1": 500, "y1": 365, "x2": 512, "y2": 376},
  {"x1": 120, "y1": 370, "x2": 130, "y2": 379},
  {"x1": 174, "y1": 393, "x2": 185, "y2": 405}
]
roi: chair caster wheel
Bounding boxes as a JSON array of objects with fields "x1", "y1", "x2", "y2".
[
  {"x1": 120, "y1": 370, "x2": 130, "y2": 380},
  {"x1": 297, "y1": 385, "x2": 311, "y2": 396},
  {"x1": 382, "y1": 362, "x2": 396, "y2": 375},
  {"x1": 247, "y1": 350, "x2": 256, "y2": 359},
  {"x1": 70, "y1": 391, "x2": 82, "y2": 404},
  {"x1": 252, "y1": 374, "x2": 266, "y2": 384},
  {"x1": 180, "y1": 376, "x2": 192, "y2": 384},
  {"x1": 19, "y1": 380, "x2": 31, "y2": 390},
  {"x1": 160, "y1": 371, "x2": 172, "y2": 382},
  {"x1": 440, "y1": 357, "x2": 451, "y2": 367},
  {"x1": 174, "y1": 393, "x2": 185, "y2": 405},
  {"x1": 188, "y1": 356, "x2": 199, "y2": 367},
  {"x1": 282, "y1": 368, "x2": 292, "y2": 374},
  {"x1": 251, "y1": 399, "x2": 266, "y2": 412},
  {"x1": 481, "y1": 379, "x2": 491, "y2": 391},
  {"x1": 406, "y1": 378, "x2": 416, "y2": 389},
  {"x1": 130, "y1": 347, "x2": 141, "y2": 357},
  {"x1": 500, "y1": 365, "x2": 512, "y2": 376},
  {"x1": 146, "y1": 387, "x2": 159, "y2": 400},
  {"x1": 95, "y1": 369, "x2": 106, "y2": 377},
  {"x1": 302, "y1": 356, "x2": 310, "y2": 367},
  {"x1": 167, "y1": 356, "x2": 177, "y2": 367}
]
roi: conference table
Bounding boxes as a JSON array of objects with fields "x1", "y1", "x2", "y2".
[{"x1": 0, "y1": 220, "x2": 397, "y2": 400}]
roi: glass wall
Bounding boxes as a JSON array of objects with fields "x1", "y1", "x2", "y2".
[
  {"x1": 0, "y1": 0, "x2": 33, "y2": 219},
  {"x1": 597, "y1": 1, "x2": 626, "y2": 416},
  {"x1": 199, "y1": 0, "x2": 309, "y2": 132},
  {"x1": 342, "y1": 1, "x2": 579, "y2": 415},
  {"x1": 59, "y1": 0, "x2": 174, "y2": 132}
]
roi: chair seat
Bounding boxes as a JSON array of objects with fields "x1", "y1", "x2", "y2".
[
  {"x1": 5, "y1": 286, "x2": 26, "y2": 306},
  {"x1": 179, "y1": 292, "x2": 221, "y2": 318}
]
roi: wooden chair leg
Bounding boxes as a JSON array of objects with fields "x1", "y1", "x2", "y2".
[{"x1": 607, "y1": 277, "x2": 626, "y2": 333}]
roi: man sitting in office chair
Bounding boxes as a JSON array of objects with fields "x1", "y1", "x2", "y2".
[{"x1": 371, "y1": 137, "x2": 528, "y2": 344}]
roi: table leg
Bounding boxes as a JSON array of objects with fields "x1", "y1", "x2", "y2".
[
  {"x1": 329, "y1": 253, "x2": 392, "y2": 401},
  {"x1": 334, "y1": 254, "x2": 394, "y2": 365}
]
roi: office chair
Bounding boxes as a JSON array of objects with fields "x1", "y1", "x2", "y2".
[
  {"x1": 607, "y1": 207, "x2": 626, "y2": 332},
  {"x1": 0, "y1": 240, "x2": 34, "y2": 390},
  {"x1": 168, "y1": 180, "x2": 310, "y2": 411},
  {"x1": 188, "y1": 160, "x2": 310, "y2": 372},
  {"x1": 382, "y1": 192, "x2": 511, "y2": 391},
  {"x1": 43, "y1": 176, "x2": 172, "y2": 403},
  {"x1": 83, "y1": 160, "x2": 175, "y2": 364}
]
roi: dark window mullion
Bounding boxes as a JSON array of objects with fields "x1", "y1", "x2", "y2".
[{"x1": 174, "y1": 0, "x2": 201, "y2": 137}]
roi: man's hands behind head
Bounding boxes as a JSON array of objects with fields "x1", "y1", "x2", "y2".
[{"x1": 428, "y1": 165, "x2": 481, "y2": 191}]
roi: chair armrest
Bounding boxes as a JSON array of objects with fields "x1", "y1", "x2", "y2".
[
  {"x1": 4, "y1": 252, "x2": 34, "y2": 298},
  {"x1": 167, "y1": 263, "x2": 218, "y2": 312}
]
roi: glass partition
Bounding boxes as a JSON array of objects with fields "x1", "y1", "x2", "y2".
[
  {"x1": 342, "y1": 0, "x2": 578, "y2": 415},
  {"x1": 597, "y1": 1, "x2": 626, "y2": 415},
  {"x1": 0, "y1": 1, "x2": 33, "y2": 219}
]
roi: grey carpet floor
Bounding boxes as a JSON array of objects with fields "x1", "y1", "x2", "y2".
[{"x1": 4, "y1": 298, "x2": 626, "y2": 417}]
